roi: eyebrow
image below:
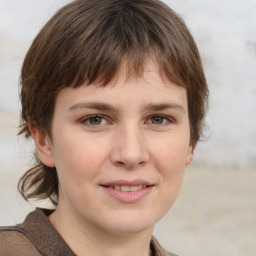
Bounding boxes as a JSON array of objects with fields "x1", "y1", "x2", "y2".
[
  {"x1": 142, "y1": 103, "x2": 185, "y2": 113},
  {"x1": 68, "y1": 102, "x2": 185, "y2": 113},
  {"x1": 68, "y1": 102, "x2": 118, "y2": 112}
]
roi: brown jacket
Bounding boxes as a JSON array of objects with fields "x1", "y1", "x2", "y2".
[{"x1": 0, "y1": 208, "x2": 177, "y2": 256}]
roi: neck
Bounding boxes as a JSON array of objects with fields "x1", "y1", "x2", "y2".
[{"x1": 49, "y1": 206, "x2": 153, "y2": 256}]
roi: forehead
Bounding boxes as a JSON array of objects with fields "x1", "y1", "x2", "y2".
[
  {"x1": 54, "y1": 61, "x2": 188, "y2": 114},
  {"x1": 73, "y1": 59, "x2": 184, "y2": 95}
]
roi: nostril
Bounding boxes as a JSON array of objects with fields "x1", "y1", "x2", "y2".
[
  {"x1": 110, "y1": 142, "x2": 149, "y2": 168},
  {"x1": 116, "y1": 161, "x2": 125, "y2": 166},
  {"x1": 114, "y1": 159, "x2": 146, "y2": 169},
  {"x1": 139, "y1": 160, "x2": 146, "y2": 165}
]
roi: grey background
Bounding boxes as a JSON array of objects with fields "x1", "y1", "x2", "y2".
[{"x1": 1, "y1": 1, "x2": 256, "y2": 255}]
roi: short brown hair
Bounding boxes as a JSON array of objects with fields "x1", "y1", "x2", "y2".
[{"x1": 18, "y1": 0, "x2": 208, "y2": 205}]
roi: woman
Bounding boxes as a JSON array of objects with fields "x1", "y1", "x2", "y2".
[{"x1": 0, "y1": 0, "x2": 208, "y2": 255}]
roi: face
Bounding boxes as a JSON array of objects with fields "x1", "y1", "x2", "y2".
[{"x1": 35, "y1": 62, "x2": 193, "y2": 236}]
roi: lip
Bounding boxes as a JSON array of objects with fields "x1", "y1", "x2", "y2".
[
  {"x1": 101, "y1": 179, "x2": 153, "y2": 187},
  {"x1": 100, "y1": 180, "x2": 155, "y2": 203}
]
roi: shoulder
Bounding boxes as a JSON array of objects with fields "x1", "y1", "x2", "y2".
[
  {"x1": 0, "y1": 208, "x2": 75, "y2": 256},
  {"x1": 0, "y1": 227, "x2": 41, "y2": 256}
]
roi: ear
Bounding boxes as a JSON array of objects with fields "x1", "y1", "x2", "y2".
[
  {"x1": 28, "y1": 123, "x2": 55, "y2": 168},
  {"x1": 185, "y1": 145, "x2": 194, "y2": 165}
]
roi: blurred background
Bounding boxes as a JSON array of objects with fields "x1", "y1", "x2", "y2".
[{"x1": 0, "y1": 0, "x2": 255, "y2": 255}]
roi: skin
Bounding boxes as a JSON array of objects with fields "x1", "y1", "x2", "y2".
[{"x1": 30, "y1": 62, "x2": 194, "y2": 256}]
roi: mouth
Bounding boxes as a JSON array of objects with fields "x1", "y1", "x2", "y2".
[
  {"x1": 100, "y1": 181, "x2": 154, "y2": 203},
  {"x1": 102, "y1": 184, "x2": 152, "y2": 192}
]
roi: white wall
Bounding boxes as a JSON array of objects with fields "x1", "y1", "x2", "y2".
[
  {"x1": 1, "y1": 0, "x2": 256, "y2": 169},
  {"x1": 166, "y1": 0, "x2": 256, "y2": 169}
]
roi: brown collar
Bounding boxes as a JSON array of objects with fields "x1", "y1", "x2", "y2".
[{"x1": 6, "y1": 208, "x2": 176, "y2": 256}]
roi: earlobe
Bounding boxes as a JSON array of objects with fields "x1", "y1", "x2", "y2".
[
  {"x1": 185, "y1": 145, "x2": 194, "y2": 165},
  {"x1": 28, "y1": 123, "x2": 55, "y2": 167}
]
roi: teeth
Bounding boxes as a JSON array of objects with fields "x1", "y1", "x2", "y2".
[
  {"x1": 111, "y1": 185, "x2": 146, "y2": 192},
  {"x1": 121, "y1": 185, "x2": 130, "y2": 191}
]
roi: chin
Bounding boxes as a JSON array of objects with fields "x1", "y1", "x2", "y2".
[
  {"x1": 99, "y1": 210, "x2": 156, "y2": 235},
  {"x1": 105, "y1": 222, "x2": 153, "y2": 235}
]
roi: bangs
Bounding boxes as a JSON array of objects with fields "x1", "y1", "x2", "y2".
[
  {"x1": 33, "y1": 0, "x2": 193, "y2": 89},
  {"x1": 21, "y1": 0, "x2": 207, "y2": 142}
]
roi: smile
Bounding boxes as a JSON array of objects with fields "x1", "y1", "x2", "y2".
[
  {"x1": 107, "y1": 185, "x2": 148, "y2": 192},
  {"x1": 101, "y1": 181, "x2": 154, "y2": 203}
]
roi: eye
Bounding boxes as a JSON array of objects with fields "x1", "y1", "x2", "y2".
[
  {"x1": 81, "y1": 115, "x2": 108, "y2": 127},
  {"x1": 150, "y1": 115, "x2": 165, "y2": 124},
  {"x1": 146, "y1": 115, "x2": 173, "y2": 125}
]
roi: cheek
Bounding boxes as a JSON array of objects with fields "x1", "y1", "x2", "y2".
[
  {"x1": 151, "y1": 137, "x2": 189, "y2": 187},
  {"x1": 54, "y1": 143, "x2": 99, "y2": 202},
  {"x1": 155, "y1": 139, "x2": 189, "y2": 165},
  {"x1": 52, "y1": 133, "x2": 109, "y2": 185},
  {"x1": 151, "y1": 140, "x2": 186, "y2": 219},
  {"x1": 54, "y1": 131, "x2": 97, "y2": 162}
]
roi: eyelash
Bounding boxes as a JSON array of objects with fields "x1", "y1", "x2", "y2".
[
  {"x1": 80, "y1": 115, "x2": 109, "y2": 127},
  {"x1": 146, "y1": 115, "x2": 174, "y2": 125},
  {"x1": 80, "y1": 114, "x2": 174, "y2": 128}
]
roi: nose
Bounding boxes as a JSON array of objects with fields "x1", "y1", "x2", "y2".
[{"x1": 110, "y1": 125, "x2": 149, "y2": 169}]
